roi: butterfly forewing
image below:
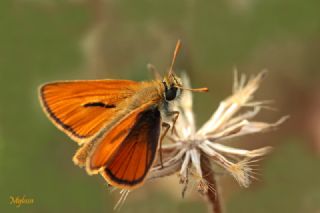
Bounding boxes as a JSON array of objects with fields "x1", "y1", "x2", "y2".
[{"x1": 39, "y1": 80, "x2": 140, "y2": 143}]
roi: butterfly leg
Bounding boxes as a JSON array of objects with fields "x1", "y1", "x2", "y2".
[
  {"x1": 159, "y1": 122, "x2": 171, "y2": 168},
  {"x1": 167, "y1": 111, "x2": 180, "y2": 135}
]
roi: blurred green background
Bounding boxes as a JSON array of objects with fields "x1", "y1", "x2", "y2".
[{"x1": 1, "y1": 0, "x2": 320, "y2": 212}]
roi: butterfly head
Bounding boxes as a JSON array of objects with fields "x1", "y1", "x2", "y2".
[{"x1": 162, "y1": 71, "x2": 183, "y2": 101}]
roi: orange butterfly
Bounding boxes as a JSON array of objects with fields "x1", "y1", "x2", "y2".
[{"x1": 39, "y1": 40, "x2": 208, "y2": 190}]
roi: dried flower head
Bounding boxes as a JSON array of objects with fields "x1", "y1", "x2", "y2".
[
  {"x1": 148, "y1": 70, "x2": 289, "y2": 195},
  {"x1": 113, "y1": 70, "x2": 288, "y2": 210}
]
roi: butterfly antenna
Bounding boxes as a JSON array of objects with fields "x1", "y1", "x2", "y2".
[
  {"x1": 147, "y1": 63, "x2": 162, "y2": 80},
  {"x1": 168, "y1": 40, "x2": 182, "y2": 76},
  {"x1": 177, "y1": 86, "x2": 209, "y2": 93}
]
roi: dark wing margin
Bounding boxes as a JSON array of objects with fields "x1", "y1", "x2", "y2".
[{"x1": 100, "y1": 107, "x2": 161, "y2": 189}]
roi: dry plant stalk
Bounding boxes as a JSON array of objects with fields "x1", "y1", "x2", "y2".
[{"x1": 116, "y1": 70, "x2": 289, "y2": 212}]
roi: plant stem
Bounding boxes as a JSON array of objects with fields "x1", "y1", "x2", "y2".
[{"x1": 201, "y1": 155, "x2": 223, "y2": 213}]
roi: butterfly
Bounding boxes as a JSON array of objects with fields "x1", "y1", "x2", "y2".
[{"x1": 39, "y1": 40, "x2": 208, "y2": 190}]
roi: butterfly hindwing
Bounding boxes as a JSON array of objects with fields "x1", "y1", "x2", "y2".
[
  {"x1": 39, "y1": 80, "x2": 140, "y2": 143},
  {"x1": 102, "y1": 107, "x2": 161, "y2": 189},
  {"x1": 88, "y1": 106, "x2": 161, "y2": 189}
]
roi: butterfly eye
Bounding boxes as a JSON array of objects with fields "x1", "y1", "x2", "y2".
[{"x1": 165, "y1": 86, "x2": 178, "y2": 101}]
